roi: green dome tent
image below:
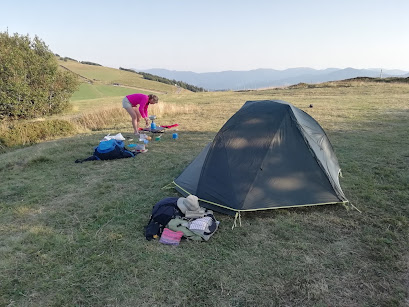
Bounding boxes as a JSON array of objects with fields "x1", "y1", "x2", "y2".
[{"x1": 174, "y1": 100, "x2": 348, "y2": 216}]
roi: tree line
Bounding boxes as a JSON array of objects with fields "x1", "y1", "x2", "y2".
[
  {"x1": 57, "y1": 56, "x2": 102, "y2": 67},
  {"x1": 120, "y1": 67, "x2": 207, "y2": 92}
]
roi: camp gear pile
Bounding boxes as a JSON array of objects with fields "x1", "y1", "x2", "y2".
[
  {"x1": 144, "y1": 196, "x2": 219, "y2": 244},
  {"x1": 74, "y1": 123, "x2": 179, "y2": 163}
]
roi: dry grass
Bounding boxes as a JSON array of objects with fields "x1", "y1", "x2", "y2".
[
  {"x1": 0, "y1": 119, "x2": 76, "y2": 148},
  {"x1": 70, "y1": 101, "x2": 198, "y2": 131},
  {"x1": 0, "y1": 101, "x2": 199, "y2": 148}
]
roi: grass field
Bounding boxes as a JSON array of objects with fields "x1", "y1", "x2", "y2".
[
  {"x1": 1, "y1": 79, "x2": 408, "y2": 306},
  {"x1": 70, "y1": 83, "x2": 146, "y2": 101}
]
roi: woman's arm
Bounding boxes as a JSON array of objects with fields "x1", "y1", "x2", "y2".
[{"x1": 138, "y1": 96, "x2": 150, "y2": 127}]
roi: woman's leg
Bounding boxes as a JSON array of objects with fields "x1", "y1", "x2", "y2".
[
  {"x1": 133, "y1": 106, "x2": 142, "y2": 126},
  {"x1": 124, "y1": 107, "x2": 140, "y2": 134}
]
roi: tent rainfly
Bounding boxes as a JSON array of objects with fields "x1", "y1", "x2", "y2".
[{"x1": 174, "y1": 100, "x2": 348, "y2": 216}]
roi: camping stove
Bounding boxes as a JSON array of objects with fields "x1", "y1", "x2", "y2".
[{"x1": 149, "y1": 115, "x2": 157, "y2": 129}]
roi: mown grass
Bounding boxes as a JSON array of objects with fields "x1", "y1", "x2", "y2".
[
  {"x1": 1, "y1": 81, "x2": 408, "y2": 306},
  {"x1": 70, "y1": 83, "x2": 145, "y2": 101}
]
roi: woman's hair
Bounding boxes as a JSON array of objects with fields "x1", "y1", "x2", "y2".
[{"x1": 148, "y1": 94, "x2": 158, "y2": 103}]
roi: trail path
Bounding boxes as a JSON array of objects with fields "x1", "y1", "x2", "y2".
[{"x1": 115, "y1": 84, "x2": 167, "y2": 94}]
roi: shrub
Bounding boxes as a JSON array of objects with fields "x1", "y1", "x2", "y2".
[
  {"x1": 0, "y1": 32, "x2": 79, "y2": 120},
  {"x1": 62, "y1": 57, "x2": 78, "y2": 62},
  {"x1": 80, "y1": 61, "x2": 102, "y2": 66}
]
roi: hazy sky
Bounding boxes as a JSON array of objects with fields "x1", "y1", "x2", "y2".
[{"x1": 1, "y1": 0, "x2": 409, "y2": 72}]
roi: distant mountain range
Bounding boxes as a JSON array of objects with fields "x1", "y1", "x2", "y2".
[{"x1": 134, "y1": 67, "x2": 409, "y2": 91}]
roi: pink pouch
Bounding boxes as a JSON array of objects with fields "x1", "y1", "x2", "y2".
[{"x1": 159, "y1": 228, "x2": 184, "y2": 246}]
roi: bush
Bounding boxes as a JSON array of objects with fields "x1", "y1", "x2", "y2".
[
  {"x1": 0, "y1": 32, "x2": 79, "y2": 120},
  {"x1": 62, "y1": 57, "x2": 78, "y2": 62},
  {"x1": 119, "y1": 67, "x2": 135, "y2": 73},
  {"x1": 80, "y1": 61, "x2": 102, "y2": 66}
]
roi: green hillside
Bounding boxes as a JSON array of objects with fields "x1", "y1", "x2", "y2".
[
  {"x1": 56, "y1": 59, "x2": 196, "y2": 115},
  {"x1": 58, "y1": 59, "x2": 188, "y2": 96},
  {"x1": 70, "y1": 83, "x2": 149, "y2": 101}
]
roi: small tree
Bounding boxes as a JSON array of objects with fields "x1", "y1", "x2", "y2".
[{"x1": 0, "y1": 32, "x2": 79, "y2": 120}]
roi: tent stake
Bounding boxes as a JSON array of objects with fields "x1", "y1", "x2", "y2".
[
  {"x1": 232, "y1": 213, "x2": 238, "y2": 230},
  {"x1": 232, "y1": 212, "x2": 242, "y2": 229}
]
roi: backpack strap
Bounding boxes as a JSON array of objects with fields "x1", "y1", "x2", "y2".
[
  {"x1": 75, "y1": 155, "x2": 99, "y2": 163},
  {"x1": 123, "y1": 149, "x2": 135, "y2": 157}
]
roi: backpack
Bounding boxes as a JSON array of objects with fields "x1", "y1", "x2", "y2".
[
  {"x1": 75, "y1": 139, "x2": 135, "y2": 163},
  {"x1": 94, "y1": 139, "x2": 134, "y2": 160},
  {"x1": 144, "y1": 197, "x2": 182, "y2": 240}
]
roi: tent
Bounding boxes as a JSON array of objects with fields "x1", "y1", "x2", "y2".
[{"x1": 174, "y1": 100, "x2": 348, "y2": 216}]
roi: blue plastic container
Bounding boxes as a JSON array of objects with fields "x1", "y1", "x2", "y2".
[{"x1": 172, "y1": 133, "x2": 178, "y2": 140}]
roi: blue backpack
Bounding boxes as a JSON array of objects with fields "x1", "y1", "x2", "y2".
[
  {"x1": 94, "y1": 139, "x2": 134, "y2": 160},
  {"x1": 75, "y1": 139, "x2": 135, "y2": 163}
]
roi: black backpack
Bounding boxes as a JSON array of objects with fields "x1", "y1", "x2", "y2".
[
  {"x1": 144, "y1": 197, "x2": 182, "y2": 240},
  {"x1": 75, "y1": 139, "x2": 134, "y2": 163},
  {"x1": 94, "y1": 139, "x2": 134, "y2": 160}
]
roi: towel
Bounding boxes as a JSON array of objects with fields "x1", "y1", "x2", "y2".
[{"x1": 159, "y1": 228, "x2": 184, "y2": 246}]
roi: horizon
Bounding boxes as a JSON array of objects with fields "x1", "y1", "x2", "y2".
[
  {"x1": 133, "y1": 67, "x2": 409, "y2": 74},
  {"x1": 2, "y1": 1, "x2": 409, "y2": 73}
]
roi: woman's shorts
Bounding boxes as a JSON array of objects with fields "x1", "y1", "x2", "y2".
[{"x1": 122, "y1": 97, "x2": 132, "y2": 108}]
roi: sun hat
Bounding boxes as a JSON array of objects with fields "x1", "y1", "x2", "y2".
[{"x1": 177, "y1": 195, "x2": 200, "y2": 214}]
